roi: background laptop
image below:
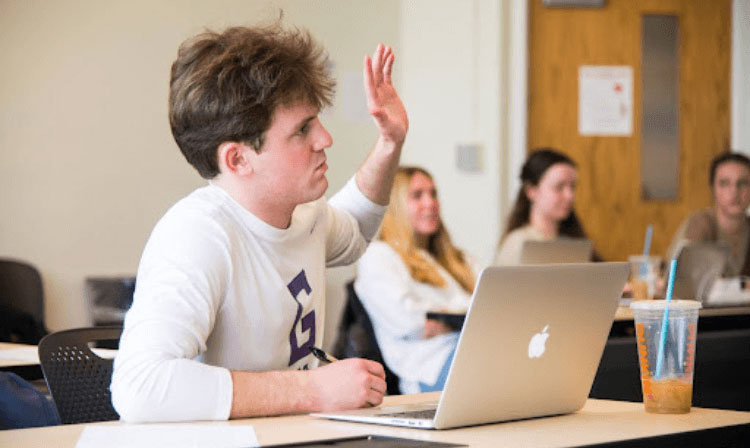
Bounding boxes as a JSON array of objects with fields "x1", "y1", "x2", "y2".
[
  {"x1": 673, "y1": 242, "x2": 729, "y2": 303},
  {"x1": 313, "y1": 263, "x2": 629, "y2": 429},
  {"x1": 519, "y1": 239, "x2": 593, "y2": 265}
]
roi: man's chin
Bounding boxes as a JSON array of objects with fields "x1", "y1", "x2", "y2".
[{"x1": 307, "y1": 179, "x2": 328, "y2": 202}]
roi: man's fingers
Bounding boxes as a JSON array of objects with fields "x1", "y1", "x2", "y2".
[
  {"x1": 363, "y1": 359, "x2": 386, "y2": 379},
  {"x1": 363, "y1": 55, "x2": 377, "y2": 106},
  {"x1": 382, "y1": 45, "x2": 392, "y2": 67},
  {"x1": 369, "y1": 375, "x2": 387, "y2": 394},
  {"x1": 383, "y1": 53, "x2": 394, "y2": 85},
  {"x1": 365, "y1": 388, "x2": 385, "y2": 407},
  {"x1": 371, "y1": 43, "x2": 385, "y2": 85}
]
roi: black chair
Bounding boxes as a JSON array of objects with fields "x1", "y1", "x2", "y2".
[
  {"x1": 333, "y1": 282, "x2": 400, "y2": 395},
  {"x1": 0, "y1": 258, "x2": 48, "y2": 344},
  {"x1": 38, "y1": 327, "x2": 122, "y2": 424}
]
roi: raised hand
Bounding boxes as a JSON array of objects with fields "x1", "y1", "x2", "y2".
[{"x1": 363, "y1": 44, "x2": 409, "y2": 147}]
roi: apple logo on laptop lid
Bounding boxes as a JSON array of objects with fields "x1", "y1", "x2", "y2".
[{"x1": 528, "y1": 325, "x2": 549, "y2": 359}]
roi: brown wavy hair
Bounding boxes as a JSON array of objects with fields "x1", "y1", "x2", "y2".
[
  {"x1": 378, "y1": 167, "x2": 476, "y2": 293},
  {"x1": 169, "y1": 24, "x2": 335, "y2": 178}
]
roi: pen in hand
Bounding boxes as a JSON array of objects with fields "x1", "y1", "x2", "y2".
[{"x1": 309, "y1": 346, "x2": 339, "y2": 364}]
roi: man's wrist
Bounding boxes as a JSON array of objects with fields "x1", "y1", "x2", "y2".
[
  {"x1": 376, "y1": 135, "x2": 404, "y2": 155},
  {"x1": 296, "y1": 368, "x2": 321, "y2": 413}
]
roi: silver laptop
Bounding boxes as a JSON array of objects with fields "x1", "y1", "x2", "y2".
[
  {"x1": 312, "y1": 263, "x2": 629, "y2": 429},
  {"x1": 519, "y1": 239, "x2": 593, "y2": 265}
]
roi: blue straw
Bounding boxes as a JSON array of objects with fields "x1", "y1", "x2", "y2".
[
  {"x1": 640, "y1": 225, "x2": 654, "y2": 277},
  {"x1": 655, "y1": 259, "x2": 677, "y2": 379},
  {"x1": 642, "y1": 225, "x2": 653, "y2": 257}
]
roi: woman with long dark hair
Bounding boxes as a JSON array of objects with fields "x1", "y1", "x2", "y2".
[
  {"x1": 494, "y1": 148, "x2": 594, "y2": 265},
  {"x1": 667, "y1": 152, "x2": 750, "y2": 275}
]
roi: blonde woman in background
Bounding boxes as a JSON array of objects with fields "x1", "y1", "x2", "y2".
[{"x1": 354, "y1": 166, "x2": 478, "y2": 394}]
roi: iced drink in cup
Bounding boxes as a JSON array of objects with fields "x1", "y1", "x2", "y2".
[
  {"x1": 628, "y1": 255, "x2": 661, "y2": 300},
  {"x1": 630, "y1": 300, "x2": 701, "y2": 413}
]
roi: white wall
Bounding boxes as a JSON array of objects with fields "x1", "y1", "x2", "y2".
[
  {"x1": 733, "y1": 0, "x2": 750, "y2": 154},
  {"x1": 0, "y1": 0, "x2": 399, "y2": 332},
  {"x1": 398, "y1": 0, "x2": 505, "y2": 266}
]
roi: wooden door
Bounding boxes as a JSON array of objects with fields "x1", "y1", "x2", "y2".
[{"x1": 528, "y1": 0, "x2": 731, "y2": 261}]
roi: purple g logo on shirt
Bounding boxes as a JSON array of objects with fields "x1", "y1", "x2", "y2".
[{"x1": 287, "y1": 270, "x2": 316, "y2": 366}]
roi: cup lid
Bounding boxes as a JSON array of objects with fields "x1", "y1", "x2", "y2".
[{"x1": 630, "y1": 299, "x2": 702, "y2": 310}]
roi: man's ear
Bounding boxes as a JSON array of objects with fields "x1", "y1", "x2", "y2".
[{"x1": 217, "y1": 142, "x2": 254, "y2": 176}]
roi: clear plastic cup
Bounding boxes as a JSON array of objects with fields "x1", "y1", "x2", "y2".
[
  {"x1": 628, "y1": 255, "x2": 661, "y2": 300},
  {"x1": 630, "y1": 300, "x2": 701, "y2": 413}
]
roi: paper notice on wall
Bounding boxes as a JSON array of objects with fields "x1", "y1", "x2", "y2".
[{"x1": 578, "y1": 65, "x2": 633, "y2": 136}]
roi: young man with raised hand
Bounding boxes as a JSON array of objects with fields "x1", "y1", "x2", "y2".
[{"x1": 110, "y1": 24, "x2": 408, "y2": 422}]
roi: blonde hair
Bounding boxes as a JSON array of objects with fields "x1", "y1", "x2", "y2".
[{"x1": 378, "y1": 167, "x2": 476, "y2": 293}]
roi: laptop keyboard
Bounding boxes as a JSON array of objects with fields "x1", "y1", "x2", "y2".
[{"x1": 379, "y1": 408, "x2": 437, "y2": 420}]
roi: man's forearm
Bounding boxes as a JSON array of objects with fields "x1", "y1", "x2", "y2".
[
  {"x1": 355, "y1": 136, "x2": 404, "y2": 206},
  {"x1": 229, "y1": 358, "x2": 386, "y2": 418},
  {"x1": 229, "y1": 369, "x2": 315, "y2": 418}
]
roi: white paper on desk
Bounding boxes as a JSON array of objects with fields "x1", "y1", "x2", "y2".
[{"x1": 76, "y1": 423, "x2": 259, "y2": 448}]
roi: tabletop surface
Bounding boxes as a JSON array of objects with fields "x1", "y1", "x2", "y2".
[
  {"x1": 2, "y1": 393, "x2": 749, "y2": 448},
  {"x1": 0, "y1": 342, "x2": 39, "y2": 367}
]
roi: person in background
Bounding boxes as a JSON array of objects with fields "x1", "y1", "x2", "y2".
[
  {"x1": 354, "y1": 166, "x2": 478, "y2": 394},
  {"x1": 667, "y1": 152, "x2": 750, "y2": 276},
  {"x1": 494, "y1": 148, "x2": 598, "y2": 265},
  {"x1": 111, "y1": 24, "x2": 409, "y2": 422}
]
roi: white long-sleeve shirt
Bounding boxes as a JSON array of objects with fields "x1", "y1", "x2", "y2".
[
  {"x1": 354, "y1": 242, "x2": 477, "y2": 394},
  {"x1": 111, "y1": 177, "x2": 385, "y2": 422},
  {"x1": 494, "y1": 225, "x2": 549, "y2": 266}
]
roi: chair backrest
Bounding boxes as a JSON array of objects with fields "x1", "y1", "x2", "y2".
[
  {"x1": 674, "y1": 242, "x2": 729, "y2": 301},
  {"x1": 38, "y1": 327, "x2": 122, "y2": 424},
  {"x1": 0, "y1": 259, "x2": 47, "y2": 344},
  {"x1": 333, "y1": 282, "x2": 400, "y2": 395}
]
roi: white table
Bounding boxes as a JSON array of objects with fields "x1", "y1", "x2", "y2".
[{"x1": 2, "y1": 393, "x2": 749, "y2": 447}]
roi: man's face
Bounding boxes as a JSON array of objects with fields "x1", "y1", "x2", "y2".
[
  {"x1": 713, "y1": 161, "x2": 750, "y2": 219},
  {"x1": 253, "y1": 102, "x2": 333, "y2": 206}
]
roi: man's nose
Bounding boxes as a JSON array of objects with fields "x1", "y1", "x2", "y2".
[{"x1": 314, "y1": 126, "x2": 333, "y2": 151}]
